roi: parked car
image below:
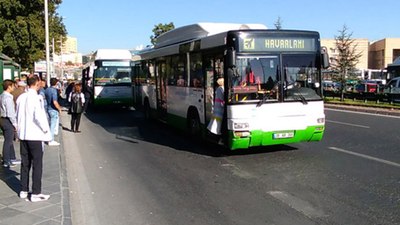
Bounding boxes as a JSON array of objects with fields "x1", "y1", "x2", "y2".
[
  {"x1": 354, "y1": 80, "x2": 382, "y2": 93},
  {"x1": 384, "y1": 77, "x2": 400, "y2": 103}
]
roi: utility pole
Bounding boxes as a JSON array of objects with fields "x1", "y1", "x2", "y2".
[
  {"x1": 44, "y1": 0, "x2": 50, "y2": 87},
  {"x1": 60, "y1": 36, "x2": 63, "y2": 80},
  {"x1": 52, "y1": 38, "x2": 55, "y2": 80}
]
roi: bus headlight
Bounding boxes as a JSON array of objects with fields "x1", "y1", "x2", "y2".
[
  {"x1": 234, "y1": 131, "x2": 251, "y2": 137},
  {"x1": 234, "y1": 122, "x2": 249, "y2": 130},
  {"x1": 317, "y1": 118, "x2": 325, "y2": 124}
]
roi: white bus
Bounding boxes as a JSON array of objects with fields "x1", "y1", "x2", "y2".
[
  {"x1": 82, "y1": 49, "x2": 133, "y2": 107},
  {"x1": 132, "y1": 23, "x2": 329, "y2": 150}
]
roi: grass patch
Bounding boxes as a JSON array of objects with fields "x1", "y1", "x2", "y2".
[{"x1": 324, "y1": 97, "x2": 400, "y2": 110}]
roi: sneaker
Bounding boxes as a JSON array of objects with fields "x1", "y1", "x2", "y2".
[
  {"x1": 30, "y1": 194, "x2": 50, "y2": 202},
  {"x1": 11, "y1": 159, "x2": 21, "y2": 165},
  {"x1": 2, "y1": 162, "x2": 16, "y2": 168},
  {"x1": 47, "y1": 141, "x2": 60, "y2": 146},
  {"x1": 19, "y1": 191, "x2": 28, "y2": 199}
]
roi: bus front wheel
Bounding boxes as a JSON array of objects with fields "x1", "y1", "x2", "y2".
[
  {"x1": 143, "y1": 100, "x2": 151, "y2": 120},
  {"x1": 187, "y1": 111, "x2": 201, "y2": 138}
]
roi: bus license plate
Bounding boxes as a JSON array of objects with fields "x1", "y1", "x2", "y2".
[{"x1": 273, "y1": 132, "x2": 294, "y2": 139}]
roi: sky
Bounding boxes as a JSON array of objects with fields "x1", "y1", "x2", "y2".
[{"x1": 58, "y1": 0, "x2": 400, "y2": 54}]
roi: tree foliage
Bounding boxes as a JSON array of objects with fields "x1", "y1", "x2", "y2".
[
  {"x1": 150, "y1": 22, "x2": 175, "y2": 46},
  {"x1": 331, "y1": 25, "x2": 362, "y2": 100},
  {"x1": 274, "y1": 17, "x2": 283, "y2": 30},
  {"x1": 0, "y1": 0, "x2": 67, "y2": 70}
]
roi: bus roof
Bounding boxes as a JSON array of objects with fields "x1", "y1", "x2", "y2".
[
  {"x1": 155, "y1": 23, "x2": 267, "y2": 48},
  {"x1": 93, "y1": 49, "x2": 132, "y2": 60}
]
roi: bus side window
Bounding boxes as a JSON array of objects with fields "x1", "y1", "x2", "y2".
[{"x1": 190, "y1": 53, "x2": 203, "y2": 88}]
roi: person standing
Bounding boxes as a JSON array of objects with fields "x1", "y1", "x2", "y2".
[
  {"x1": 83, "y1": 78, "x2": 92, "y2": 112},
  {"x1": 38, "y1": 78, "x2": 48, "y2": 120},
  {"x1": 16, "y1": 75, "x2": 52, "y2": 202},
  {"x1": 0, "y1": 79, "x2": 20, "y2": 168},
  {"x1": 44, "y1": 78, "x2": 61, "y2": 146},
  {"x1": 207, "y1": 76, "x2": 225, "y2": 135},
  {"x1": 11, "y1": 81, "x2": 27, "y2": 104},
  {"x1": 68, "y1": 83, "x2": 85, "y2": 132}
]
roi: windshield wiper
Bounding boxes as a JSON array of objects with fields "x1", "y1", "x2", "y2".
[
  {"x1": 292, "y1": 91, "x2": 308, "y2": 105},
  {"x1": 256, "y1": 94, "x2": 269, "y2": 107}
]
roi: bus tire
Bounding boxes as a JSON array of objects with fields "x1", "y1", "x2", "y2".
[
  {"x1": 187, "y1": 110, "x2": 201, "y2": 138},
  {"x1": 143, "y1": 99, "x2": 151, "y2": 120}
]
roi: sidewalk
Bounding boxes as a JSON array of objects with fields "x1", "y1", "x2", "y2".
[{"x1": 0, "y1": 126, "x2": 71, "y2": 225}]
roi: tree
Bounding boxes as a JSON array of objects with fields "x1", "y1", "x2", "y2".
[
  {"x1": 0, "y1": 0, "x2": 67, "y2": 70},
  {"x1": 331, "y1": 25, "x2": 362, "y2": 101},
  {"x1": 274, "y1": 17, "x2": 283, "y2": 30},
  {"x1": 150, "y1": 22, "x2": 175, "y2": 46}
]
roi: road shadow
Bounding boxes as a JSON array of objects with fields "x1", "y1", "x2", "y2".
[
  {"x1": 82, "y1": 107, "x2": 299, "y2": 157},
  {"x1": 0, "y1": 167, "x2": 21, "y2": 195}
]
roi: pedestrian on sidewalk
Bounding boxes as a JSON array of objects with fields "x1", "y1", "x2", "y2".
[
  {"x1": 0, "y1": 79, "x2": 21, "y2": 168},
  {"x1": 38, "y1": 78, "x2": 48, "y2": 121},
  {"x1": 16, "y1": 75, "x2": 52, "y2": 202},
  {"x1": 11, "y1": 81, "x2": 27, "y2": 104},
  {"x1": 45, "y1": 78, "x2": 62, "y2": 146},
  {"x1": 68, "y1": 83, "x2": 85, "y2": 132}
]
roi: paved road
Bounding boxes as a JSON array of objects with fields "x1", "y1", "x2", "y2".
[{"x1": 61, "y1": 108, "x2": 400, "y2": 225}]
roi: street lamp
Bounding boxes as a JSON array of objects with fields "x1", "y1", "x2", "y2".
[{"x1": 44, "y1": 0, "x2": 50, "y2": 87}]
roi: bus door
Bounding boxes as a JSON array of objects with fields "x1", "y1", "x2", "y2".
[
  {"x1": 131, "y1": 63, "x2": 142, "y2": 106},
  {"x1": 204, "y1": 54, "x2": 224, "y2": 126},
  {"x1": 155, "y1": 60, "x2": 167, "y2": 121}
]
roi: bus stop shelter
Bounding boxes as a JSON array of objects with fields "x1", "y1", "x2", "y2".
[{"x1": 0, "y1": 52, "x2": 21, "y2": 92}]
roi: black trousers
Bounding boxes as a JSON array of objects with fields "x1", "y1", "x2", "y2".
[
  {"x1": 0, "y1": 118, "x2": 16, "y2": 163},
  {"x1": 20, "y1": 140, "x2": 44, "y2": 194},
  {"x1": 71, "y1": 113, "x2": 82, "y2": 131}
]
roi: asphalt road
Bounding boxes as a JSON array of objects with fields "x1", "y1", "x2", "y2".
[{"x1": 61, "y1": 107, "x2": 400, "y2": 225}]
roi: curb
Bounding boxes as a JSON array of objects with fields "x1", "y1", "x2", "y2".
[
  {"x1": 324, "y1": 103, "x2": 400, "y2": 117},
  {"x1": 59, "y1": 121, "x2": 72, "y2": 225}
]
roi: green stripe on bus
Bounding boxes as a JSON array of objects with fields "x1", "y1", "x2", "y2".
[{"x1": 228, "y1": 126, "x2": 325, "y2": 150}]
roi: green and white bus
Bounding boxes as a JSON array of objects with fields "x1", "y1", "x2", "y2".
[
  {"x1": 132, "y1": 23, "x2": 329, "y2": 150},
  {"x1": 82, "y1": 49, "x2": 133, "y2": 107}
]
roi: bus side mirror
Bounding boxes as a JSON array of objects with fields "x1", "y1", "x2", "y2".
[
  {"x1": 321, "y1": 47, "x2": 330, "y2": 69},
  {"x1": 227, "y1": 48, "x2": 236, "y2": 68}
]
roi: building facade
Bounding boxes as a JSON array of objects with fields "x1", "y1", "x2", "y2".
[
  {"x1": 368, "y1": 38, "x2": 400, "y2": 69},
  {"x1": 321, "y1": 39, "x2": 369, "y2": 70},
  {"x1": 62, "y1": 36, "x2": 78, "y2": 54}
]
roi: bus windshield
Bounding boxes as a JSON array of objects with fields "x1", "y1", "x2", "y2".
[
  {"x1": 94, "y1": 66, "x2": 132, "y2": 85},
  {"x1": 228, "y1": 54, "x2": 322, "y2": 103}
]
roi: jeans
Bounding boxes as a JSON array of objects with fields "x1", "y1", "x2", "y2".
[{"x1": 48, "y1": 109, "x2": 59, "y2": 142}]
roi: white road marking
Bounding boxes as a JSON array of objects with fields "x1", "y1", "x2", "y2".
[
  {"x1": 326, "y1": 120, "x2": 370, "y2": 129},
  {"x1": 329, "y1": 147, "x2": 400, "y2": 168},
  {"x1": 267, "y1": 191, "x2": 326, "y2": 218}
]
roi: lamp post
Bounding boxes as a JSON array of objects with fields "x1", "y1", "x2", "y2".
[
  {"x1": 44, "y1": 0, "x2": 50, "y2": 87},
  {"x1": 60, "y1": 36, "x2": 63, "y2": 80}
]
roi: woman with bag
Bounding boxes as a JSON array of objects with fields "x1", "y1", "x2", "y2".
[
  {"x1": 68, "y1": 83, "x2": 85, "y2": 133},
  {"x1": 207, "y1": 75, "x2": 224, "y2": 135}
]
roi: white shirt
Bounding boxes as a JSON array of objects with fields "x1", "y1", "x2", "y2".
[
  {"x1": 0, "y1": 91, "x2": 17, "y2": 127},
  {"x1": 16, "y1": 88, "x2": 52, "y2": 141}
]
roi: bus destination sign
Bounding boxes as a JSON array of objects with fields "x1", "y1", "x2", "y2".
[
  {"x1": 239, "y1": 38, "x2": 316, "y2": 52},
  {"x1": 101, "y1": 61, "x2": 130, "y2": 67}
]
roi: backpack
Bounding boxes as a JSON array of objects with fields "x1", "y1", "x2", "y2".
[{"x1": 71, "y1": 92, "x2": 83, "y2": 113}]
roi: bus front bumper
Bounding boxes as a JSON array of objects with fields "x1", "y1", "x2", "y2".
[{"x1": 227, "y1": 125, "x2": 325, "y2": 150}]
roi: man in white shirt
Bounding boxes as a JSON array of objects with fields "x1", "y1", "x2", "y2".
[{"x1": 16, "y1": 75, "x2": 52, "y2": 202}]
